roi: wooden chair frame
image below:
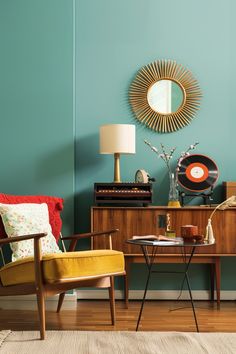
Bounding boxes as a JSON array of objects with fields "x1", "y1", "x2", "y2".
[{"x1": 0, "y1": 229, "x2": 125, "y2": 339}]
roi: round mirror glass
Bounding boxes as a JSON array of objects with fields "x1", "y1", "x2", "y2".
[{"x1": 147, "y1": 80, "x2": 184, "y2": 114}]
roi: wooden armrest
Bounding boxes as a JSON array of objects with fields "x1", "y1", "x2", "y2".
[
  {"x1": 61, "y1": 229, "x2": 119, "y2": 241},
  {"x1": 0, "y1": 233, "x2": 47, "y2": 246},
  {"x1": 0, "y1": 234, "x2": 46, "y2": 297},
  {"x1": 62, "y1": 229, "x2": 119, "y2": 252}
]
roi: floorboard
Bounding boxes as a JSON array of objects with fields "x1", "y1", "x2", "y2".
[{"x1": 0, "y1": 300, "x2": 236, "y2": 332}]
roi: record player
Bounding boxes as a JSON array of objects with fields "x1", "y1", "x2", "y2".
[{"x1": 176, "y1": 154, "x2": 219, "y2": 206}]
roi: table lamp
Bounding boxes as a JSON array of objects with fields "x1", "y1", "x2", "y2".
[
  {"x1": 205, "y1": 195, "x2": 236, "y2": 244},
  {"x1": 100, "y1": 124, "x2": 136, "y2": 183}
]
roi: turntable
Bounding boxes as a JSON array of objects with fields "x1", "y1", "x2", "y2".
[{"x1": 177, "y1": 154, "x2": 219, "y2": 206}]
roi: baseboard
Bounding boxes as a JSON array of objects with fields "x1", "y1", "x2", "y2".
[
  {"x1": 77, "y1": 289, "x2": 236, "y2": 301},
  {"x1": 1, "y1": 290, "x2": 235, "y2": 311},
  {"x1": 0, "y1": 291, "x2": 77, "y2": 310}
]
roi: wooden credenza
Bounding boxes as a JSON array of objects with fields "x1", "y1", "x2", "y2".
[{"x1": 91, "y1": 206, "x2": 236, "y2": 305}]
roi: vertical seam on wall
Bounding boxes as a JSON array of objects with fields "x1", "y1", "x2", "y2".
[{"x1": 72, "y1": 0, "x2": 76, "y2": 232}]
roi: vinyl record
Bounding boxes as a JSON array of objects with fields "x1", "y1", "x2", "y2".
[{"x1": 177, "y1": 154, "x2": 218, "y2": 192}]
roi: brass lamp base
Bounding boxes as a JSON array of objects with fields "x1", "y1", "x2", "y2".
[{"x1": 114, "y1": 153, "x2": 121, "y2": 183}]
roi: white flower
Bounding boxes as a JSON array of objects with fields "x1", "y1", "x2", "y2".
[
  {"x1": 177, "y1": 156, "x2": 183, "y2": 164},
  {"x1": 144, "y1": 140, "x2": 199, "y2": 174}
]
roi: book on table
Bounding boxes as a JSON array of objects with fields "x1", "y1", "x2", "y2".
[{"x1": 131, "y1": 235, "x2": 181, "y2": 245}]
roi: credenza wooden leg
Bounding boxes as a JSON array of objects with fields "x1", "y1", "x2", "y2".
[
  {"x1": 210, "y1": 264, "x2": 215, "y2": 301},
  {"x1": 215, "y1": 257, "x2": 221, "y2": 309}
]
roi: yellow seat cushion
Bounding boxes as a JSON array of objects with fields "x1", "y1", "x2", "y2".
[{"x1": 0, "y1": 250, "x2": 125, "y2": 286}]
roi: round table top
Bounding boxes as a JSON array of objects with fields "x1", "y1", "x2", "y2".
[{"x1": 126, "y1": 237, "x2": 215, "y2": 248}]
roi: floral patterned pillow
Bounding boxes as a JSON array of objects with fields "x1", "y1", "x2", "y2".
[{"x1": 0, "y1": 203, "x2": 61, "y2": 261}]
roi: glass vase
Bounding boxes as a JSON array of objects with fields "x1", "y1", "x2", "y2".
[{"x1": 168, "y1": 172, "x2": 181, "y2": 207}]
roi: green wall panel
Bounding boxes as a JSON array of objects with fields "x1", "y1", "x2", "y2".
[
  {"x1": 0, "y1": 0, "x2": 74, "y2": 234},
  {"x1": 75, "y1": 0, "x2": 236, "y2": 290}
]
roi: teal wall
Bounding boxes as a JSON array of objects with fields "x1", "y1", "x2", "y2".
[
  {"x1": 76, "y1": 0, "x2": 236, "y2": 291},
  {"x1": 75, "y1": 0, "x2": 235, "y2": 229},
  {"x1": 0, "y1": 0, "x2": 74, "y2": 235},
  {"x1": 1, "y1": 0, "x2": 236, "y2": 291}
]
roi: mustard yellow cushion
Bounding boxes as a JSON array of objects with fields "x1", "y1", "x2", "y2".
[{"x1": 0, "y1": 250, "x2": 124, "y2": 286}]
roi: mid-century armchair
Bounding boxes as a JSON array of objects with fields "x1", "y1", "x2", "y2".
[{"x1": 0, "y1": 194, "x2": 125, "y2": 340}]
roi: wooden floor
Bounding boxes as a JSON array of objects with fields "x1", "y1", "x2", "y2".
[{"x1": 1, "y1": 300, "x2": 236, "y2": 332}]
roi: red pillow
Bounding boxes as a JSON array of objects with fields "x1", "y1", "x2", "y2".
[{"x1": 0, "y1": 194, "x2": 63, "y2": 241}]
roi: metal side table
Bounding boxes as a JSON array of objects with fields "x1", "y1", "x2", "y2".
[{"x1": 127, "y1": 238, "x2": 215, "y2": 332}]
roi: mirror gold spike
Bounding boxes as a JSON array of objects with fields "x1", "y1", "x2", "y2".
[{"x1": 129, "y1": 60, "x2": 202, "y2": 133}]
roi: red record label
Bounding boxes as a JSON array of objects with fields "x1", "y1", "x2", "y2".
[{"x1": 185, "y1": 163, "x2": 209, "y2": 183}]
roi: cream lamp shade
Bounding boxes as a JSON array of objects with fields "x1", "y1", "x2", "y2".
[{"x1": 100, "y1": 124, "x2": 136, "y2": 183}]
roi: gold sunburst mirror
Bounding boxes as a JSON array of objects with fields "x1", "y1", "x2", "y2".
[{"x1": 129, "y1": 60, "x2": 202, "y2": 133}]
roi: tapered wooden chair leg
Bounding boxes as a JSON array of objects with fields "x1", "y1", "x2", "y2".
[
  {"x1": 108, "y1": 276, "x2": 115, "y2": 325},
  {"x1": 57, "y1": 292, "x2": 66, "y2": 313},
  {"x1": 36, "y1": 290, "x2": 46, "y2": 340}
]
